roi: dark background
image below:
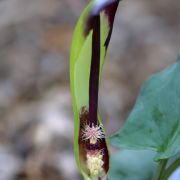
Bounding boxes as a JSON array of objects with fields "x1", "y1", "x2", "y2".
[{"x1": 0, "y1": 0, "x2": 179, "y2": 179}]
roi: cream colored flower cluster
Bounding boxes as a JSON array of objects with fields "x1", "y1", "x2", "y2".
[{"x1": 86, "y1": 151, "x2": 104, "y2": 176}]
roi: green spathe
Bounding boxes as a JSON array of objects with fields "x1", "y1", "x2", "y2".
[
  {"x1": 70, "y1": 0, "x2": 114, "y2": 179},
  {"x1": 111, "y1": 61, "x2": 180, "y2": 161}
]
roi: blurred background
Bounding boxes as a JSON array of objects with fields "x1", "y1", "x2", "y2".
[{"x1": 0, "y1": 0, "x2": 179, "y2": 179}]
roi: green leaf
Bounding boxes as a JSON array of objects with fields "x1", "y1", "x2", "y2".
[
  {"x1": 111, "y1": 61, "x2": 180, "y2": 161},
  {"x1": 109, "y1": 150, "x2": 157, "y2": 180}
]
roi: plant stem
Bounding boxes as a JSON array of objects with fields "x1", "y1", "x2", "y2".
[
  {"x1": 162, "y1": 157, "x2": 180, "y2": 180},
  {"x1": 155, "y1": 159, "x2": 168, "y2": 180}
]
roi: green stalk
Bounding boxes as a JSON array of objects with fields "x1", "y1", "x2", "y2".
[
  {"x1": 162, "y1": 157, "x2": 180, "y2": 180},
  {"x1": 155, "y1": 159, "x2": 168, "y2": 180}
]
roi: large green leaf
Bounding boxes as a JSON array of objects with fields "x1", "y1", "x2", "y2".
[
  {"x1": 109, "y1": 150, "x2": 157, "y2": 180},
  {"x1": 111, "y1": 61, "x2": 180, "y2": 160}
]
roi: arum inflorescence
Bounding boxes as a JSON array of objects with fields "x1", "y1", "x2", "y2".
[
  {"x1": 70, "y1": 0, "x2": 120, "y2": 179},
  {"x1": 79, "y1": 107, "x2": 109, "y2": 179}
]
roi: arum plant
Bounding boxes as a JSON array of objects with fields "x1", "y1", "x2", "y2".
[
  {"x1": 70, "y1": 0, "x2": 120, "y2": 179},
  {"x1": 70, "y1": 0, "x2": 180, "y2": 180}
]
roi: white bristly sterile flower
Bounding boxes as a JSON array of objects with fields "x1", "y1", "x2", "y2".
[{"x1": 82, "y1": 123, "x2": 105, "y2": 144}]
